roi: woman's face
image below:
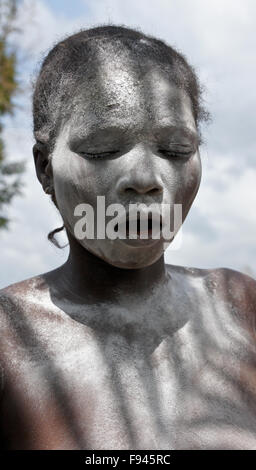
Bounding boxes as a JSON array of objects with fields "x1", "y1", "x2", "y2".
[{"x1": 50, "y1": 55, "x2": 201, "y2": 269}]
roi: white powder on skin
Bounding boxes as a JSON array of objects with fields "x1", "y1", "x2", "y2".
[
  {"x1": 1, "y1": 43, "x2": 255, "y2": 450},
  {"x1": 1, "y1": 267, "x2": 255, "y2": 449},
  {"x1": 50, "y1": 55, "x2": 201, "y2": 270}
]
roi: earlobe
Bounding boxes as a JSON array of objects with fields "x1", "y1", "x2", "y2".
[{"x1": 33, "y1": 142, "x2": 54, "y2": 195}]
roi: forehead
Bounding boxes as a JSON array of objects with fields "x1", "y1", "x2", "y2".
[{"x1": 66, "y1": 53, "x2": 197, "y2": 139}]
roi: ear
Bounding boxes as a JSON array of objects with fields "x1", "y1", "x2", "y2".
[{"x1": 33, "y1": 142, "x2": 54, "y2": 195}]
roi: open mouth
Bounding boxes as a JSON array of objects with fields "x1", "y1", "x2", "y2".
[{"x1": 114, "y1": 214, "x2": 162, "y2": 239}]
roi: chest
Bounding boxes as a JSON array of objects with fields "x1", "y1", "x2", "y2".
[{"x1": 2, "y1": 315, "x2": 256, "y2": 450}]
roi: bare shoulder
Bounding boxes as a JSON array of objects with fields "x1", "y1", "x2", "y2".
[
  {"x1": 0, "y1": 275, "x2": 46, "y2": 297},
  {"x1": 167, "y1": 263, "x2": 256, "y2": 302},
  {"x1": 166, "y1": 264, "x2": 256, "y2": 335},
  {"x1": 202, "y1": 267, "x2": 256, "y2": 315},
  {"x1": 0, "y1": 275, "x2": 46, "y2": 305},
  {"x1": 0, "y1": 270, "x2": 60, "y2": 321}
]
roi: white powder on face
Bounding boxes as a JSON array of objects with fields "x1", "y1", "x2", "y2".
[{"x1": 49, "y1": 54, "x2": 201, "y2": 271}]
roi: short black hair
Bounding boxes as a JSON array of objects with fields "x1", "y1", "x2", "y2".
[{"x1": 33, "y1": 24, "x2": 209, "y2": 154}]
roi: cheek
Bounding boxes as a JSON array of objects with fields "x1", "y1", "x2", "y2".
[
  {"x1": 53, "y1": 154, "x2": 97, "y2": 206},
  {"x1": 51, "y1": 152, "x2": 115, "y2": 237},
  {"x1": 51, "y1": 153, "x2": 92, "y2": 232},
  {"x1": 173, "y1": 153, "x2": 201, "y2": 214},
  {"x1": 186, "y1": 152, "x2": 201, "y2": 190}
]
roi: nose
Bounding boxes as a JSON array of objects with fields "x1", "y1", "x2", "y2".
[{"x1": 116, "y1": 144, "x2": 163, "y2": 197}]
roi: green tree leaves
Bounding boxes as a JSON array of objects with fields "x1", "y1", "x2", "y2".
[{"x1": 0, "y1": 0, "x2": 24, "y2": 229}]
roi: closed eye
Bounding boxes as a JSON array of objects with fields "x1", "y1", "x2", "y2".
[
  {"x1": 79, "y1": 150, "x2": 119, "y2": 159},
  {"x1": 158, "y1": 148, "x2": 193, "y2": 159}
]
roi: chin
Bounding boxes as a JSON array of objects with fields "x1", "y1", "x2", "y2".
[
  {"x1": 106, "y1": 255, "x2": 162, "y2": 270},
  {"x1": 80, "y1": 238, "x2": 165, "y2": 270}
]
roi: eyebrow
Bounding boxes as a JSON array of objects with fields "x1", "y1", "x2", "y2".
[
  {"x1": 69, "y1": 123, "x2": 199, "y2": 148},
  {"x1": 152, "y1": 125, "x2": 199, "y2": 144},
  {"x1": 69, "y1": 124, "x2": 133, "y2": 145}
]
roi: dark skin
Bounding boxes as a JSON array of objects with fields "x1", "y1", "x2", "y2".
[{"x1": 0, "y1": 55, "x2": 256, "y2": 450}]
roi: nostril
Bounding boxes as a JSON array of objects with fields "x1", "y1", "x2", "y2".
[
  {"x1": 148, "y1": 187, "x2": 162, "y2": 195},
  {"x1": 124, "y1": 186, "x2": 162, "y2": 195}
]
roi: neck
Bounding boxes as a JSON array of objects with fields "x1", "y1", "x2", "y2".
[{"x1": 57, "y1": 234, "x2": 168, "y2": 303}]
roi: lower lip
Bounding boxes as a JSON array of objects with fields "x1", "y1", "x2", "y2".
[{"x1": 119, "y1": 229, "x2": 162, "y2": 247}]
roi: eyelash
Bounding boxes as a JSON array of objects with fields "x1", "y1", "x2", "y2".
[
  {"x1": 158, "y1": 149, "x2": 193, "y2": 159},
  {"x1": 79, "y1": 148, "x2": 193, "y2": 160},
  {"x1": 79, "y1": 151, "x2": 118, "y2": 159}
]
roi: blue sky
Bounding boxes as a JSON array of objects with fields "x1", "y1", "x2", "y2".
[
  {"x1": 1, "y1": 0, "x2": 255, "y2": 287},
  {"x1": 43, "y1": 0, "x2": 87, "y2": 18}
]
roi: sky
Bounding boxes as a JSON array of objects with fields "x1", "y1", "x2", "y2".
[{"x1": 1, "y1": 0, "x2": 255, "y2": 287}]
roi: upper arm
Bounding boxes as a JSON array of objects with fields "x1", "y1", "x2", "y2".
[
  {"x1": 0, "y1": 293, "x2": 10, "y2": 449},
  {"x1": 0, "y1": 289, "x2": 20, "y2": 395}
]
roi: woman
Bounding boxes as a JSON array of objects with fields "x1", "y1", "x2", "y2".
[{"x1": 0, "y1": 25, "x2": 256, "y2": 450}]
